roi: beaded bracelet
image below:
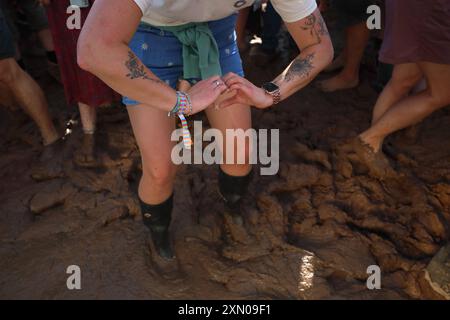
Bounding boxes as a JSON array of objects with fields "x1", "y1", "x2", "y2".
[{"x1": 169, "y1": 91, "x2": 193, "y2": 149}]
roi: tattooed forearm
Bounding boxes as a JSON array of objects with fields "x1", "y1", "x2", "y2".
[
  {"x1": 284, "y1": 53, "x2": 315, "y2": 82},
  {"x1": 125, "y1": 51, "x2": 164, "y2": 84},
  {"x1": 267, "y1": 11, "x2": 331, "y2": 101}
]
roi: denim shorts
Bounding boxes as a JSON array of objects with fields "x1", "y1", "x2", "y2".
[{"x1": 123, "y1": 14, "x2": 244, "y2": 106}]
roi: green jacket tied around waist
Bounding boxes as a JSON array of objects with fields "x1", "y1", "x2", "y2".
[{"x1": 155, "y1": 22, "x2": 222, "y2": 80}]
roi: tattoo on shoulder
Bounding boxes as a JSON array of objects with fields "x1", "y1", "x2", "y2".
[
  {"x1": 284, "y1": 53, "x2": 315, "y2": 82},
  {"x1": 125, "y1": 51, "x2": 164, "y2": 84}
]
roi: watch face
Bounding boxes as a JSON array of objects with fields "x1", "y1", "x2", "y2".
[{"x1": 262, "y1": 82, "x2": 279, "y2": 93}]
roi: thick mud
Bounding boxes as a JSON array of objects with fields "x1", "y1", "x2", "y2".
[{"x1": 0, "y1": 49, "x2": 449, "y2": 300}]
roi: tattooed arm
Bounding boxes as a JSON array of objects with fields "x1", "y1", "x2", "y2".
[
  {"x1": 78, "y1": 0, "x2": 226, "y2": 113},
  {"x1": 279, "y1": 8, "x2": 333, "y2": 100},
  {"x1": 222, "y1": 8, "x2": 333, "y2": 108}
]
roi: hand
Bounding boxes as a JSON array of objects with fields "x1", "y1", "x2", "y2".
[
  {"x1": 220, "y1": 73, "x2": 273, "y2": 109},
  {"x1": 187, "y1": 76, "x2": 228, "y2": 114}
]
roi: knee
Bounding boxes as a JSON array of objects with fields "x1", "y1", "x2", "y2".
[
  {"x1": 0, "y1": 60, "x2": 21, "y2": 84},
  {"x1": 142, "y1": 162, "x2": 176, "y2": 188},
  {"x1": 389, "y1": 72, "x2": 422, "y2": 95},
  {"x1": 225, "y1": 139, "x2": 253, "y2": 166}
]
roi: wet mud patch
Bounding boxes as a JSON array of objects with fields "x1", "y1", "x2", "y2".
[{"x1": 0, "y1": 52, "x2": 449, "y2": 300}]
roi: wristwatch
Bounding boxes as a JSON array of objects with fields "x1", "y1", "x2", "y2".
[{"x1": 262, "y1": 82, "x2": 281, "y2": 105}]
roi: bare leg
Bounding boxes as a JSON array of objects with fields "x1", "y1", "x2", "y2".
[
  {"x1": 206, "y1": 103, "x2": 252, "y2": 225},
  {"x1": 361, "y1": 62, "x2": 450, "y2": 152},
  {"x1": 78, "y1": 102, "x2": 97, "y2": 133},
  {"x1": 127, "y1": 104, "x2": 177, "y2": 205},
  {"x1": 348, "y1": 64, "x2": 423, "y2": 179},
  {"x1": 205, "y1": 104, "x2": 252, "y2": 177},
  {"x1": 74, "y1": 103, "x2": 98, "y2": 167},
  {"x1": 128, "y1": 103, "x2": 177, "y2": 259},
  {"x1": 36, "y1": 27, "x2": 61, "y2": 81},
  {"x1": 401, "y1": 78, "x2": 427, "y2": 143},
  {"x1": 323, "y1": 47, "x2": 346, "y2": 73},
  {"x1": 0, "y1": 58, "x2": 59, "y2": 145},
  {"x1": 318, "y1": 22, "x2": 370, "y2": 92},
  {"x1": 371, "y1": 63, "x2": 422, "y2": 125}
]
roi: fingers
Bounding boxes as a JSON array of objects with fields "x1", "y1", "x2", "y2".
[
  {"x1": 192, "y1": 74, "x2": 251, "y2": 107},
  {"x1": 214, "y1": 84, "x2": 228, "y2": 96},
  {"x1": 229, "y1": 83, "x2": 250, "y2": 94},
  {"x1": 208, "y1": 76, "x2": 224, "y2": 88},
  {"x1": 223, "y1": 72, "x2": 245, "y2": 87},
  {"x1": 222, "y1": 72, "x2": 240, "y2": 82},
  {"x1": 222, "y1": 72, "x2": 235, "y2": 82},
  {"x1": 204, "y1": 76, "x2": 225, "y2": 90},
  {"x1": 206, "y1": 73, "x2": 251, "y2": 92},
  {"x1": 225, "y1": 77, "x2": 245, "y2": 88}
]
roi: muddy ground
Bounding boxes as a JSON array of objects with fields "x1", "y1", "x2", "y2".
[{"x1": 1, "y1": 40, "x2": 450, "y2": 300}]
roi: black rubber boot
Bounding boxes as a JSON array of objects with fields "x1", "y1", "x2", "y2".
[
  {"x1": 218, "y1": 168, "x2": 253, "y2": 222},
  {"x1": 140, "y1": 195, "x2": 175, "y2": 260}
]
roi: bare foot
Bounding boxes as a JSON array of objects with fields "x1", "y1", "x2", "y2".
[
  {"x1": 351, "y1": 137, "x2": 396, "y2": 179},
  {"x1": 317, "y1": 73, "x2": 359, "y2": 92},
  {"x1": 74, "y1": 133, "x2": 99, "y2": 168},
  {"x1": 31, "y1": 138, "x2": 66, "y2": 181}
]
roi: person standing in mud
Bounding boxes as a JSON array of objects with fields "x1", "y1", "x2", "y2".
[
  {"x1": 37, "y1": 0, "x2": 121, "y2": 168},
  {"x1": 316, "y1": 0, "x2": 375, "y2": 92},
  {"x1": 78, "y1": 0, "x2": 333, "y2": 260},
  {"x1": 0, "y1": 0, "x2": 64, "y2": 176},
  {"x1": 350, "y1": 0, "x2": 450, "y2": 179}
]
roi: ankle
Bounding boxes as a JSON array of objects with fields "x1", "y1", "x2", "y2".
[
  {"x1": 42, "y1": 131, "x2": 61, "y2": 146},
  {"x1": 83, "y1": 127, "x2": 96, "y2": 135},
  {"x1": 359, "y1": 133, "x2": 383, "y2": 153}
]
